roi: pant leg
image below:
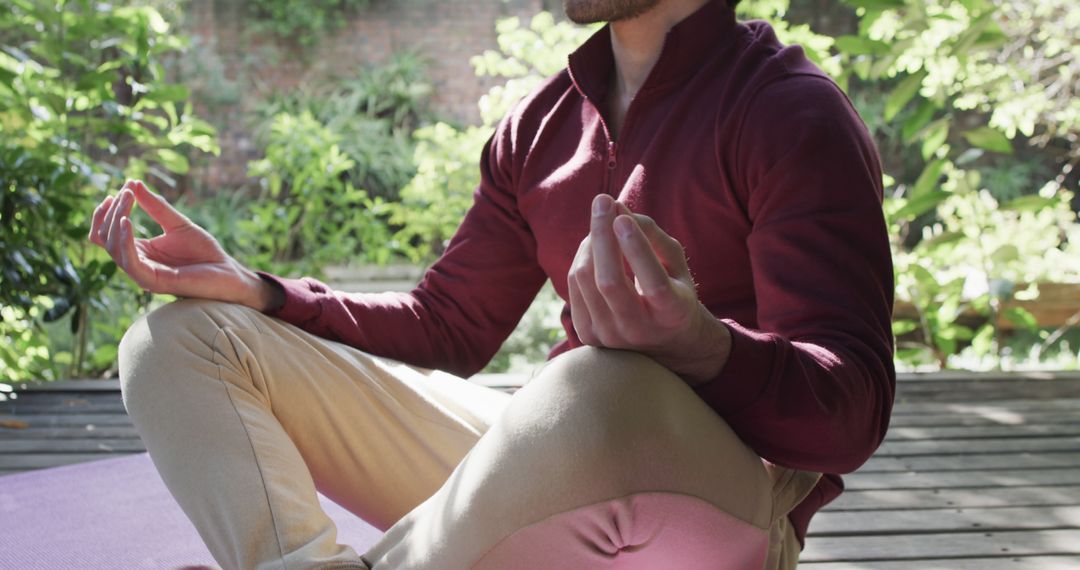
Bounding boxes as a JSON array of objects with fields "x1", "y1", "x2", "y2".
[
  {"x1": 361, "y1": 346, "x2": 821, "y2": 569},
  {"x1": 117, "y1": 298, "x2": 510, "y2": 570}
]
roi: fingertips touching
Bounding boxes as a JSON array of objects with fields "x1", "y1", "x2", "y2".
[
  {"x1": 89, "y1": 195, "x2": 115, "y2": 244},
  {"x1": 119, "y1": 216, "x2": 143, "y2": 279},
  {"x1": 105, "y1": 190, "x2": 129, "y2": 252}
]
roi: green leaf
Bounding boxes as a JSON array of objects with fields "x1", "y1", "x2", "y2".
[
  {"x1": 970, "y1": 323, "x2": 995, "y2": 355},
  {"x1": 915, "y1": 230, "x2": 964, "y2": 253},
  {"x1": 949, "y1": 12, "x2": 994, "y2": 58},
  {"x1": 957, "y1": 0, "x2": 991, "y2": 11},
  {"x1": 1002, "y1": 306, "x2": 1038, "y2": 332},
  {"x1": 144, "y1": 83, "x2": 189, "y2": 103},
  {"x1": 155, "y1": 148, "x2": 189, "y2": 174},
  {"x1": 43, "y1": 297, "x2": 73, "y2": 322},
  {"x1": 990, "y1": 244, "x2": 1020, "y2": 264},
  {"x1": 910, "y1": 264, "x2": 939, "y2": 290},
  {"x1": 843, "y1": 0, "x2": 905, "y2": 9},
  {"x1": 892, "y1": 190, "x2": 949, "y2": 222},
  {"x1": 934, "y1": 334, "x2": 957, "y2": 358},
  {"x1": 902, "y1": 100, "x2": 936, "y2": 143},
  {"x1": 921, "y1": 119, "x2": 949, "y2": 160},
  {"x1": 892, "y1": 319, "x2": 918, "y2": 336},
  {"x1": 955, "y1": 148, "x2": 984, "y2": 165},
  {"x1": 1000, "y1": 195, "x2": 1056, "y2": 212},
  {"x1": 834, "y1": 35, "x2": 891, "y2": 56},
  {"x1": 913, "y1": 158, "x2": 947, "y2": 198},
  {"x1": 885, "y1": 71, "x2": 926, "y2": 122},
  {"x1": 962, "y1": 127, "x2": 1012, "y2": 154},
  {"x1": 896, "y1": 347, "x2": 931, "y2": 363}
]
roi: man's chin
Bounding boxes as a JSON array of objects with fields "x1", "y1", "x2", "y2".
[{"x1": 563, "y1": 0, "x2": 662, "y2": 24}]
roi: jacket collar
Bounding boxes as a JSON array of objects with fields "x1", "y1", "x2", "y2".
[{"x1": 567, "y1": 0, "x2": 738, "y2": 104}]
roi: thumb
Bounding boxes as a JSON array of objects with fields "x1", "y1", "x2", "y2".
[{"x1": 131, "y1": 180, "x2": 190, "y2": 231}]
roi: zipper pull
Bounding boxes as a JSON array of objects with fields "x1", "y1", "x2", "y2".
[{"x1": 607, "y1": 142, "x2": 617, "y2": 170}]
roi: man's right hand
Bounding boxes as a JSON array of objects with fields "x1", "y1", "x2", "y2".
[{"x1": 87, "y1": 180, "x2": 283, "y2": 312}]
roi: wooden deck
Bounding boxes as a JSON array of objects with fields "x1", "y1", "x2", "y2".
[{"x1": 2, "y1": 372, "x2": 1079, "y2": 567}]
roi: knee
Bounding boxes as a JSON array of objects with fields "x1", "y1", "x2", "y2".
[
  {"x1": 511, "y1": 346, "x2": 700, "y2": 459},
  {"x1": 507, "y1": 347, "x2": 771, "y2": 525},
  {"x1": 117, "y1": 298, "x2": 248, "y2": 408}
]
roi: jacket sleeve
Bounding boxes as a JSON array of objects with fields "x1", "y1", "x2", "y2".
[
  {"x1": 694, "y1": 73, "x2": 896, "y2": 474},
  {"x1": 255, "y1": 114, "x2": 548, "y2": 378}
]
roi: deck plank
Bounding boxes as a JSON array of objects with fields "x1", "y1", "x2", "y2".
[
  {"x1": 808, "y1": 505, "x2": 1080, "y2": 535},
  {"x1": 861, "y1": 451, "x2": 1080, "y2": 472},
  {"x1": 800, "y1": 529, "x2": 1080, "y2": 561},
  {"x1": 844, "y1": 467, "x2": 1080, "y2": 490},
  {"x1": 886, "y1": 424, "x2": 1080, "y2": 440},
  {"x1": 876, "y1": 436, "x2": 1080, "y2": 456},
  {"x1": 827, "y1": 485, "x2": 1080, "y2": 511},
  {"x1": 800, "y1": 556, "x2": 1080, "y2": 569}
]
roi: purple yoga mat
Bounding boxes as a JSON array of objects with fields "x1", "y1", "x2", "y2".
[{"x1": 0, "y1": 453, "x2": 384, "y2": 569}]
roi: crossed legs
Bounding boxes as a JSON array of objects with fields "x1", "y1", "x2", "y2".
[{"x1": 119, "y1": 299, "x2": 806, "y2": 569}]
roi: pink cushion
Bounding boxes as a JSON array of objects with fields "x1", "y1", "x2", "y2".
[{"x1": 473, "y1": 492, "x2": 769, "y2": 569}]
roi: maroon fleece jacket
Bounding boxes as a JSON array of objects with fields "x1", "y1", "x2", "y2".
[{"x1": 256, "y1": 0, "x2": 895, "y2": 546}]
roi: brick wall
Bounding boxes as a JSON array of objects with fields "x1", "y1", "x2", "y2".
[{"x1": 180, "y1": 0, "x2": 551, "y2": 194}]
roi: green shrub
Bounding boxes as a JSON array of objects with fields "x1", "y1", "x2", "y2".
[
  {"x1": 244, "y1": 111, "x2": 395, "y2": 276},
  {"x1": 0, "y1": 1, "x2": 217, "y2": 382},
  {"x1": 831, "y1": 0, "x2": 1080, "y2": 369},
  {"x1": 248, "y1": 0, "x2": 370, "y2": 47},
  {"x1": 253, "y1": 52, "x2": 431, "y2": 202}
]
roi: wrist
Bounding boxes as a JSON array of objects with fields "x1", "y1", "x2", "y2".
[
  {"x1": 680, "y1": 309, "x2": 732, "y2": 387},
  {"x1": 232, "y1": 260, "x2": 282, "y2": 312}
]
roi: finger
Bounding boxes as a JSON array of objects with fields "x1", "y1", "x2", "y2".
[
  {"x1": 627, "y1": 213, "x2": 691, "y2": 279},
  {"x1": 590, "y1": 194, "x2": 638, "y2": 316},
  {"x1": 97, "y1": 184, "x2": 130, "y2": 246},
  {"x1": 614, "y1": 215, "x2": 678, "y2": 304},
  {"x1": 567, "y1": 276, "x2": 598, "y2": 346},
  {"x1": 105, "y1": 189, "x2": 134, "y2": 256},
  {"x1": 131, "y1": 180, "x2": 190, "y2": 231},
  {"x1": 119, "y1": 216, "x2": 158, "y2": 289},
  {"x1": 572, "y1": 238, "x2": 619, "y2": 344},
  {"x1": 88, "y1": 195, "x2": 115, "y2": 245},
  {"x1": 115, "y1": 215, "x2": 130, "y2": 272},
  {"x1": 569, "y1": 234, "x2": 613, "y2": 343}
]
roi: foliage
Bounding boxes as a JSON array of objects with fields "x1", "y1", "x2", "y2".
[
  {"x1": 389, "y1": 123, "x2": 491, "y2": 261},
  {"x1": 0, "y1": 0, "x2": 217, "y2": 382},
  {"x1": 482, "y1": 282, "x2": 564, "y2": 374},
  {"x1": 829, "y1": 0, "x2": 1080, "y2": 369},
  {"x1": 252, "y1": 51, "x2": 431, "y2": 202},
  {"x1": 237, "y1": 53, "x2": 437, "y2": 275},
  {"x1": 243, "y1": 111, "x2": 395, "y2": 276},
  {"x1": 889, "y1": 173, "x2": 1078, "y2": 368},
  {"x1": 839, "y1": 0, "x2": 1078, "y2": 161},
  {"x1": 248, "y1": 0, "x2": 370, "y2": 47}
]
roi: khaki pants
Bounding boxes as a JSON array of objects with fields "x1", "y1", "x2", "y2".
[{"x1": 118, "y1": 299, "x2": 819, "y2": 569}]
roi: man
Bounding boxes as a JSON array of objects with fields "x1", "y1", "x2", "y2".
[{"x1": 89, "y1": 0, "x2": 894, "y2": 567}]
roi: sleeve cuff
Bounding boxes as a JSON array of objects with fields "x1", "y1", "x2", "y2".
[
  {"x1": 692, "y1": 318, "x2": 779, "y2": 416},
  {"x1": 254, "y1": 270, "x2": 325, "y2": 325}
]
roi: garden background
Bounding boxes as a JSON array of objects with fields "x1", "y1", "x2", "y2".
[{"x1": 1, "y1": 0, "x2": 1078, "y2": 384}]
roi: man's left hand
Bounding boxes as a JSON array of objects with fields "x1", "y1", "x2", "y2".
[{"x1": 567, "y1": 193, "x2": 732, "y2": 386}]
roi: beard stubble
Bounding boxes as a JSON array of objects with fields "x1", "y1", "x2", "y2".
[{"x1": 563, "y1": 0, "x2": 663, "y2": 24}]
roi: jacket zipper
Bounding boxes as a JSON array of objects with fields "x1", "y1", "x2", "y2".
[{"x1": 605, "y1": 141, "x2": 618, "y2": 196}]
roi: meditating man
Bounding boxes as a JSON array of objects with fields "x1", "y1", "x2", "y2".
[{"x1": 88, "y1": 0, "x2": 894, "y2": 567}]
